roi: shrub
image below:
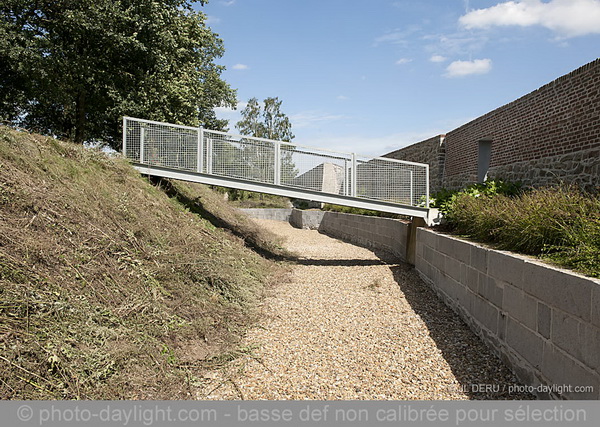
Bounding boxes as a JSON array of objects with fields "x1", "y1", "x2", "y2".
[{"x1": 441, "y1": 184, "x2": 600, "y2": 277}]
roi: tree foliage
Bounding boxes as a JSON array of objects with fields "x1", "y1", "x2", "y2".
[
  {"x1": 235, "y1": 97, "x2": 297, "y2": 184},
  {"x1": 0, "y1": 0, "x2": 236, "y2": 148},
  {"x1": 236, "y1": 97, "x2": 294, "y2": 142}
]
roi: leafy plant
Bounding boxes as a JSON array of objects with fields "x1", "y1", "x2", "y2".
[{"x1": 436, "y1": 181, "x2": 600, "y2": 277}]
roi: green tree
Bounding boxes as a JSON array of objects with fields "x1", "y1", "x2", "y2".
[
  {"x1": 236, "y1": 97, "x2": 297, "y2": 184},
  {"x1": 0, "y1": 0, "x2": 236, "y2": 148}
]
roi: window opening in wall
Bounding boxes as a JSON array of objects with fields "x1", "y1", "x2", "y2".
[{"x1": 478, "y1": 139, "x2": 492, "y2": 182}]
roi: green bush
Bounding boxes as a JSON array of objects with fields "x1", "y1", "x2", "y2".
[
  {"x1": 440, "y1": 184, "x2": 600, "y2": 277},
  {"x1": 431, "y1": 180, "x2": 523, "y2": 215}
]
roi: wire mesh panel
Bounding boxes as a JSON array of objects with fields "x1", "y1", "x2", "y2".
[
  {"x1": 124, "y1": 118, "x2": 199, "y2": 172},
  {"x1": 356, "y1": 156, "x2": 428, "y2": 206},
  {"x1": 123, "y1": 117, "x2": 429, "y2": 208}
]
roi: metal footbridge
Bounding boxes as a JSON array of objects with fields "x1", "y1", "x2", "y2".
[{"x1": 122, "y1": 117, "x2": 433, "y2": 221}]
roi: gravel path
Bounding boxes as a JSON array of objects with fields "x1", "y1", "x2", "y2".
[{"x1": 198, "y1": 219, "x2": 531, "y2": 400}]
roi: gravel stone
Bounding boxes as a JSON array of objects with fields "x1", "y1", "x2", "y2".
[{"x1": 197, "y1": 219, "x2": 533, "y2": 400}]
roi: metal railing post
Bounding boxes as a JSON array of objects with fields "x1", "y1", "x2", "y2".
[
  {"x1": 206, "y1": 138, "x2": 213, "y2": 174},
  {"x1": 140, "y1": 127, "x2": 145, "y2": 163},
  {"x1": 274, "y1": 141, "x2": 281, "y2": 185},
  {"x1": 425, "y1": 164, "x2": 430, "y2": 207},
  {"x1": 409, "y1": 170, "x2": 414, "y2": 207},
  {"x1": 197, "y1": 127, "x2": 204, "y2": 173},
  {"x1": 344, "y1": 159, "x2": 350, "y2": 196},
  {"x1": 122, "y1": 117, "x2": 127, "y2": 157},
  {"x1": 351, "y1": 153, "x2": 357, "y2": 197}
]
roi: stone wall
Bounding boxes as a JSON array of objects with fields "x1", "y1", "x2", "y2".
[
  {"x1": 416, "y1": 228, "x2": 600, "y2": 399},
  {"x1": 383, "y1": 135, "x2": 446, "y2": 193}
]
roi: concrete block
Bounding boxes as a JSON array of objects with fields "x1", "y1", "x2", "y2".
[
  {"x1": 498, "y1": 311, "x2": 508, "y2": 341},
  {"x1": 453, "y1": 239, "x2": 472, "y2": 265},
  {"x1": 445, "y1": 256, "x2": 462, "y2": 282},
  {"x1": 479, "y1": 276, "x2": 504, "y2": 308},
  {"x1": 522, "y1": 260, "x2": 594, "y2": 322},
  {"x1": 592, "y1": 286, "x2": 600, "y2": 329},
  {"x1": 472, "y1": 294, "x2": 500, "y2": 334},
  {"x1": 506, "y1": 317, "x2": 543, "y2": 369},
  {"x1": 438, "y1": 273, "x2": 461, "y2": 300},
  {"x1": 487, "y1": 250, "x2": 524, "y2": 286},
  {"x1": 537, "y1": 302, "x2": 551, "y2": 339},
  {"x1": 415, "y1": 254, "x2": 429, "y2": 276},
  {"x1": 436, "y1": 235, "x2": 470, "y2": 264},
  {"x1": 551, "y1": 310, "x2": 582, "y2": 361},
  {"x1": 417, "y1": 228, "x2": 437, "y2": 251},
  {"x1": 581, "y1": 323, "x2": 600, "y2": 372},
  {"x1": 442, "y1": 236, "x2": 471, "y2": 263},
  {"x1": 463, "y1": 266, "x2": 479, "y2": 292},
  {"x1": 423, "y1": 244, "x2": 435, "y2": 263},
  {"x1": 503, "y1": 283, "x2": 537, "y2": 331},
  {"x1": 430, "y1": 250, "x2": 446, "y2": 272},
  {"x1": 542, "y1": 342, "x2": 600, "y2": 399},
  {"x1": 470, "y1": 245, "x2": 488, "y2": 274}
]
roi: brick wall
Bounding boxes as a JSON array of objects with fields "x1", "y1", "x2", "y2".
[
  {"x1": 386, "y1": 59, "x2": 600, "y2": 191},
  {"x1": 443, "y1": 59, "x2": 600, "y2": 190}
]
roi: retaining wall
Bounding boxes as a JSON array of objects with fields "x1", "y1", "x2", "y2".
[
  {"x1": 289, "y1": 209, "x2": 325, "y2": 230},
  {"x1": 238, "y1": 208, "x2": 292, "y2": 222},
  {"x1": 318, "y1": 211, "x2": 409, "y2": 261},
  {"x1": 415, "y1": 228, "x2": 600, "y2": 400}
]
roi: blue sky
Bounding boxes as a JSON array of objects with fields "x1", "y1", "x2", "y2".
[{"x1": 200, "y1": 0, "x2": 600, "y2": 156}]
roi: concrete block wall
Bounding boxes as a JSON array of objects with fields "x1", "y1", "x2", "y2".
[
  {"x1": 415, "y1": 227, "x2": 600, "y2": 399},
  {"x1": 289, "y1": 209, "x2": 325, "y2": 230},
  {"x1": 238, "y1": 208, "x2": 292, "y2": 222},
  {"x1": 318, "y1": 211, "x2": 409, "y2": 261}
]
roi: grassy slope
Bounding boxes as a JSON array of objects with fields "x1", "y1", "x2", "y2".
[{"x1": 0, "y1": 126, "x2": 286, "y2": 399}]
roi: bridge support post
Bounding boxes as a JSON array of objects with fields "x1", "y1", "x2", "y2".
[{"x1": 406, "y1": 216, "x2": 426, "y2": 266}]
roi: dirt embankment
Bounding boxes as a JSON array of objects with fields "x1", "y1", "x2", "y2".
[{"x1": 0, "y1": 126, "x2": 285, "y2": 399}]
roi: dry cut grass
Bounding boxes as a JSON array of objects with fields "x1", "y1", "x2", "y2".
[{"x1": 0, "y1": 126, "x2": 285, "y2": 399}]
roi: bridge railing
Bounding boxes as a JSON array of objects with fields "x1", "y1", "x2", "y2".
[{"x1": 123, "y1": 117, "x2": 429, "y2": 208}]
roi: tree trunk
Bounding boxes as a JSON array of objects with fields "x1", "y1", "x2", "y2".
[{"x1": 74, "y1": 90, "x2": 86, "y2": 144}]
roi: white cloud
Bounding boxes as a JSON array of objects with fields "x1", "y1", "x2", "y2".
[
  {"x1": 220, "y1": 0, "x2": 236, "y2": 6},
  {"x1": 445, "y1": 58, "x2": 492, "y2": 77},
  {"x1": 336, "y1": 95, "x2": 350, "y2": 101},
  {"x1": 374, "y1": 25, "x2": 421, "y2": 46},
  {"x1": 231, "y1": 63, "x2": 248, "y2": 70},
  {"x1": 459, "y1": 0, "x2": 600, "y2": 38},
  {"x1": 213, "y1": 102, "x2": 247, "y2": 128},
  {"x1": 423, "y1": 32, "x2": 489, "y2": 56},
  {"x1": 306, "y1": 129, "x2": 448, "y2": 157},
  {"x1": 289, "y1": 111, "x2": 348, "y2": 130},
  {"x1": 395, "y1": 58, "x2": 413, "y2": 65},
  {"x1": 205, "y1": 15, "x2": 221, "y2": 25},
  {"x1": 429, "y1": 54, "x2": 447, "y2": 63}
]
